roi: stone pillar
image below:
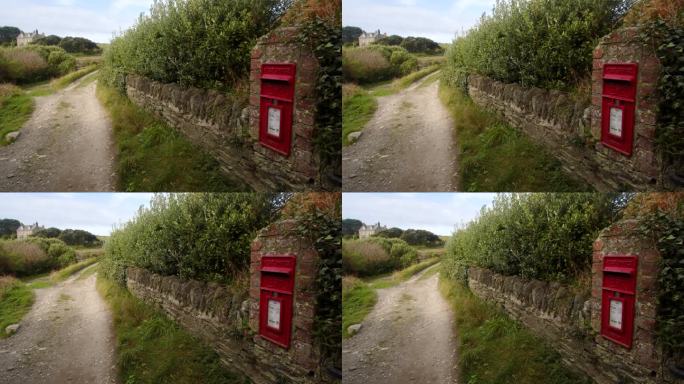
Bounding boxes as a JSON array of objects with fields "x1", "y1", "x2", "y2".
[
  {"x1": 590, "y1": 27, "x2": 662, "y2": 188},
  {"x1": 249, "y1": 27, "x2": 321, "y2": 190},
  {"x1": 249, "y1": 219, "x2": 321, "y2": 383},
  {"x1": 591, "y1": 219, "x2": 663, "y2": 382}
]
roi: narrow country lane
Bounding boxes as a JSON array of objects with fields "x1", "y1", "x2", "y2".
[
  {"x1": 0, "y1": 265, "x2": 117, "y2": 384},
  {"x1": 0, "y1": 71, "x2": 116, "y2": 191},
  {"x1": 342, "y1": 264, "x2": 458, "y2": 384},
  {"x1": 343, "y1": 72, "x2": 458, "y2": 191}
]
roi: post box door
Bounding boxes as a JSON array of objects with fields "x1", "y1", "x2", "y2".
[
  {"x1": 259, "y1": 63, "x2": 296, "y2": 157},
  {"x1": 600, "y1": 255, "x2": 637, "y2": 348},
  {"x1": 600, "y1": 63, "x2": 638, "y2": 156}
]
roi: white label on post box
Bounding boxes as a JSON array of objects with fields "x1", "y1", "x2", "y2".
[
  {"x1": 609, "y1": 299, "x2": 623, "y2": 330},
  {"x1": 267, "y1": 299, "x2": 281, "y2": 330},
  {"x1": 609, "y1": 108, "x2": 623, "y2": 137},
  {"x1": 268, "y1": 108, "x2": 281, "y2": 137}
]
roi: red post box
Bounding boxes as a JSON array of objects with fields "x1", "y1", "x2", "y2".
[
  {"x1": 600, "y1": 63, "x2": 638, "y2": 156},
  {"x1": 259, "y1": 63, "x2": 296, "y2": 156},
  {"x1": 600, "y1": 255, "x2": 637, "y2": 348},
  {"x1": 259, "y1": 254, "x2": 296, "y2": 348}
]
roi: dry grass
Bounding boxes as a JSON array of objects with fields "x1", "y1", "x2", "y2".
[
  {"x1": 0, "y1": 276, "x2": 20, "y2": 297},
  {"x1": 623, "y1": 0, "x2": 684, "y2": 26},
  {"x1": 1, "y1": 49, "x2": 49, "y2": 81},
  {"x1": 0, "y1": 83, "x2": 20, "y2": 101},
  {"x1": 281, "y1": 0, "x2": 341, "y2": 27},
  {"x1": 1, "y1": 242, "x2": 48, "y2": 269}
]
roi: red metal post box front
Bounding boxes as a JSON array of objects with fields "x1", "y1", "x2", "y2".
[
  {"x1": 259, "y1": 63, "x2": 296, "y2": 156},
  {"x1": 600, "y1": 63, "x2": 638, "y2": 156},
  {"x1": 259, "y1": 255, "x2": 296, "y2": 348},
  {"x1": 600, "y1": 255, "x2": 637, "y2": 348}
]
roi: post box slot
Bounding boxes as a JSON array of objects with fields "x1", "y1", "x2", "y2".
[
  {"x1": 603, "y1": 266, "x2": 634, "y2": 274},
  {"x1": 261, "y1": 74, "x2": 293, "y2": 82},
  {"x1": 261, "y1": 266, "x2": 292, "y2": 275}
]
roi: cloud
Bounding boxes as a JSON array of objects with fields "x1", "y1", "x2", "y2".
[{"x1": 342, "y1": 193, "x2": 495, "y2": 235}]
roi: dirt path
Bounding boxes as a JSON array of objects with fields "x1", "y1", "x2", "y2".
[
  {"x1": 0, "y1": 71, "x2": 116, "y2": 191},
  {"x1": 0, "y1": 265, "x2": 118, "y2": 384},
  {"x1": 342, "y1": 265, "x2": 458, "y2": 384},
  {"x1": 343, "y1": 72, "x2": 458, "y2": 191}
]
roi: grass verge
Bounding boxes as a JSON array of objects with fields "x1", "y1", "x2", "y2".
[
  {"x1": 50, "y1": 65, "x2": 99, "y2": 91},
  {"x1": 342, "y1": 276, "x2": 377, "y2": 339},
  {"x1": 0, "y1": 84, "x2": 34, "y2": 146},
  {"x1": 96, "y1": 82, "x2": 249, "y2": 191},
  {"x1": 438, "y1": 83, "x2": 590, "y2": 191},
  {"x1": 370, "y1": 257, "x2": 441, "y2": 289},
  {"x1": 51, "y1": 257, "x2": 100, "y2": 283},
  {"x1": 438, "y1": 275, "x2": 592, "y2": 384},
  {"x1": 96, "y1": 275, "x2": 248, "y2": 384},
  {"x1": 0, "y1": 276, "x2": 34, "y2": 338}
]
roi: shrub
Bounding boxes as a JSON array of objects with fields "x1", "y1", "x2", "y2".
[
  {"x1": 342, "y1": 45, "x2": 417, "y2": 83},
  {"x1": 445, "y1": 0, "x2": 629, "y2": 90},
  {"x1": 0, "y1": 46, "x2": 75, "y2": 83},
  {"x1": 101, "y1": 193, "x2": 276, "y2": 285},
  {"x1": 444, "y1": 193, "x2": 618, "y2": 282},
  {"x1": 101, "y1": 0, "x2": 286, "y2": 91},
  {"x1": 0, "y1": 241, "x2": 50, "y2": 276},
  {"x1": 342, "y1": 237, "x2": 417, "y2": 276}
]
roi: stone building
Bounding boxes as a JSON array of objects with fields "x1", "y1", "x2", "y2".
[
  {"x1": 16, "y1": 30, "x2": 44, "y2": 47},
  {"x1": 358, "y1": 222, "x2": 386, "y2": 238},
  {"x1": 16, "y1": 222, "x2": 43, "y2": 239},
  {"x1": 358, "y1": 30, "x2": 386, "y2": 47}
]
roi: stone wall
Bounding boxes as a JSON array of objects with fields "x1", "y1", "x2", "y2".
[
  {"x1": 466, "y1": 27, "x2": 664, "y2": 191},
  {"x1": 126, "y1": 219, "x2": 333, "y2": 384},
  {"x1": 125, "y1": 26, "x2": 337, "y2": 191},
  {"x1": 467, "y1": 218, "x2": 678, "y2": 383}
]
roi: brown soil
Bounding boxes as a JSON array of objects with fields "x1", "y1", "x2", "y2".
[
  {"x1": 0, "y1": 265, "x2": 117, "y2": 384},
  {"x1": 0, "y1": 72, "x2": 116, "y2": 191},
  {"x1": 342, "y1": 265, "x2": 458, "y2": 383},
  {"x1": 343, "y1": 73, "x2": 458, "y2": 191}
]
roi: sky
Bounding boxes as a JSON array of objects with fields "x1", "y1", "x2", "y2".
[
  {"x1": 343, "y1": 0, "x2": 495, "y2": 43},
  {"x1": 342, "y1": 193, "x2": 496, "y2": 236},
  {"x1": 0, "y1": 0, "x2": 153, "y2": 43},
  {"x1": 0, "y1": 193, "x2": 153, "y2": 236}
]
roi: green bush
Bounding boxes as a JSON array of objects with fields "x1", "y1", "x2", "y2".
[
  {"x1": 342, "y1": 237, "x2": 417, "y2": 276},
  {"x1": 0, "y1": 238, "x2": 76, "y2": 276},
  {"x1": 0, "y1": 45, "x2": 75, "y2": 83},
  {"x1": 101, "y1": 0, "x2": 286, "y2": 91},
  {"x1": 445, "y1": 0, "x2": 628, "y2": 90},
  {"x1": 342, "y1": 45, "x2": 418, "y2": 83},
  {"x1": 101, "y1": 193, "x2": 276, "y2": 285},
  {"x1": 444, "y1": 193, "x2": 618, "y2": 282}
]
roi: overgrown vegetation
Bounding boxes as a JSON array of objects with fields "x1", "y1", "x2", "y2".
[
  {"x1": 342, "y1": 45, "x2": 418, "y2": 84},
  {"x1": 439, "y1": 276, "x2": 592, "y2": 384},
  {"x1": 342, "y1": 83, "x2": 377, "y2": 145},
  {"x1": 0, "y1": 238, "x2": 77, "y2": 276},
  {"x1": 0, "y1": 83, "x2": 33, "y2": 145},
  {"x1": 445, "y1": 0, "x2": 630, "y2": 90},
  {"x1": 101, "y1": 193, "x2": 276, "y2": 285},
  {"x1": 96, "y1": 275, "x2": 248, "y2": 384},
  {"x1": 101, "y1": 0, "x2": 288, "y2": 91},
  {"x1": 438, "y1": 84, "x2": 590, "y2": 191},
  {"x1": 443, "y1": 193, "x2": 619, "y2": 283},
  {"x1": 0, "y1": 45, "x2": 76, "y2": 84},
  {"x1": 96, "y1": 83, "x2": 248, "y2": 191},
  {"x1": 0, "y1": 276, "x2": 33, "y2": 338},
  {"x1": 342, "y1": 237, "x2": 418, "y2": 276},
  {"x1": 342, "y1": 276, "x2": 376, "y2": 338}
]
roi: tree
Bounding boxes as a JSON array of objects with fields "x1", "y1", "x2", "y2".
[
  {"x1": 376, "y1": 227, "x2": 403, "y2": 238},
  {"x1": 58, "y1": 36, "x2": 100, "y2": 54},
  {"x1": 0, "y1": 26, "x2": 21, "y2": 45},
  {"x1": 400, "y1": 229, "x2": 443, "y2": 247},
  {"x1": 0, "y1": 219, "x2": 21, "y2": 238},
  {"x1": 342, "y1": 26, "x2": 364, "y2": 45},
  {"x1": 342, "y1": 218, "x2": 363, "y2": 237},
  {"x1": 58, "y1": 229, "x2": 102, "y2": 247},
  {"x1": 400, "y1": 36, "x2": 443, "y2": 54},
  {"x1": 378, "y1": 34, "x2": 403, "y2": 46},
  {"x1": 33, "y1": 227, "x2": 62, "y2": 238},
  {"x1": 34, "y1": 35, "x2": 62, "y2": 46}
]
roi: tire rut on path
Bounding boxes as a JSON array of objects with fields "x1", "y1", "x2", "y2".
[
  {"x1": 0, "y1": 71, "x2": 116, "y2": 191},
  {"x1": 343, "y1": 72, "x2": 458, "y2": 191},
  {"x1": 0, "y1": 265, "x2": 117, "y2": 384},
  {"x1": 342, "y1": 265, "x2": 458, "y2": 384}
]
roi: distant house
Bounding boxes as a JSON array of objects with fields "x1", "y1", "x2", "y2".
[
  {"x1": 17, "y1": 222, "x2": 44, "y2": 239},
  {"x1": 359, "y1": 30, "x2": 386, "y2": 47},
  {"x1": 359, "y1": 222, "x2": 386, "y2": 238},
  {"x1": 17, "y1": 30, "x2": 44, "y2": 47}
]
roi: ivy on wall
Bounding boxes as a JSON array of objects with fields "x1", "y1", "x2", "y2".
[{"x1": 298, "y1": 17, "x2": 342, "y2": 184}]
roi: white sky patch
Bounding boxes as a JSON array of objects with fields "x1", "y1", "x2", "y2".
[
  {"x1": 343, "y1": 0, "x2": 495, "y2": 43},
  {"x1": 342, "y1": 193, "x2": 495, "y2": 236},
  {"x1": 0, "y1": 193, "x2": 153, "y2": 236},
  {"x1": 0, "y1": 0, "x2": 153, "y2": 43}
]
